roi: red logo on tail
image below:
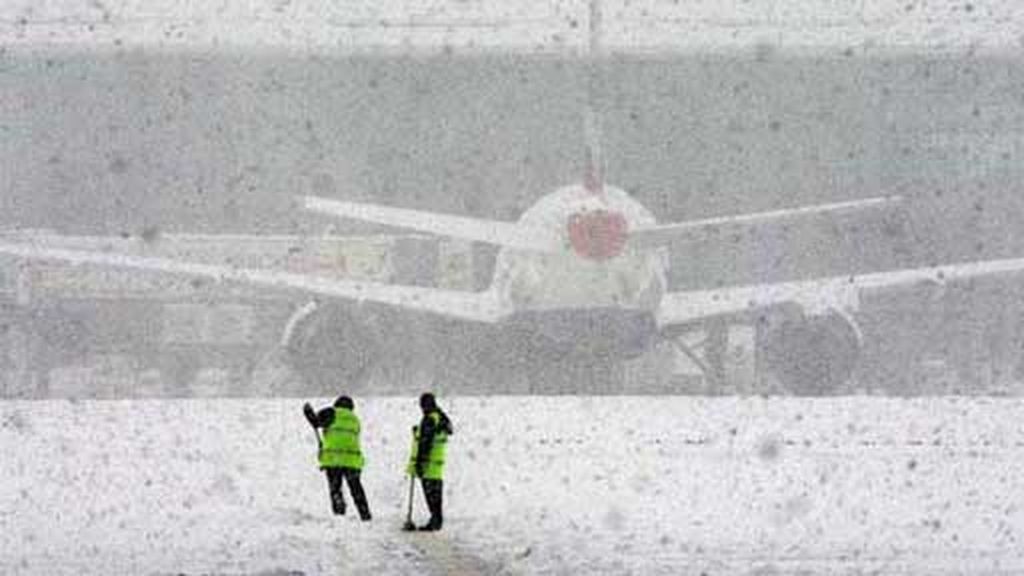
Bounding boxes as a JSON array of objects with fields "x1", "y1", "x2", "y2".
[{"x1": 568, "y1": 210, "x2": 628, "y2": 260}]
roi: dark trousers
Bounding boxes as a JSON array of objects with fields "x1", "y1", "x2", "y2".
[
  {"x1": 420, "y1": 478, "x2": 443, "y2": 528},
  {"x1": 325, "y1": 467, "x2": 371, "y2": 520}
]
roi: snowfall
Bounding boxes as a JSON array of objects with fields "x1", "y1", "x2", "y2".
[{"x1": 3, "y1": 395, "x2": 1024, "y2": 575}]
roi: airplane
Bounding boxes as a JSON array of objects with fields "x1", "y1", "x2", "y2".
[{"x1": 3, "y1": 162, "x2": 1024, "y2": 396}]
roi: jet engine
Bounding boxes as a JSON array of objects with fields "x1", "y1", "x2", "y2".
[
  {"x1": 758, "y1": 307, "x2": 863, "y2": 395},
  {"x1": 280, "y1": 301, "x2": 381, "y2": 394}
]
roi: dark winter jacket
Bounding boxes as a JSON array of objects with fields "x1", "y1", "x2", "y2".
[{"x1": 416, "y1": 408, "x2": 453, "y2": 469}]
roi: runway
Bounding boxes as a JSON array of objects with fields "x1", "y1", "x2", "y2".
[{"x1": 3, "y1": 396, "x2": 1024, "y2": 574}]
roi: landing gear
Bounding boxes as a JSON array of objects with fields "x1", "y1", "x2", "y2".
[{"x1": 667, "y1": 319, "x2": 730, "y2": 393}]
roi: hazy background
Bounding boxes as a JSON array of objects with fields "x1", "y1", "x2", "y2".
[{"x1": 4, "y1": 49, "x2": 1024, "y2": 284}]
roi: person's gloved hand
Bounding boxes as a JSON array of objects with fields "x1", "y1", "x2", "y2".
[{"x1": 303, "y1": 403, "x2": 318, "y2": 429}]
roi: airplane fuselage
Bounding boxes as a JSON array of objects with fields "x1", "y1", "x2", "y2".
[{"x1": 488, "y1": 185, "x2": 669, "y2": 358}]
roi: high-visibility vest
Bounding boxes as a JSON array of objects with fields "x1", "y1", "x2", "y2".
[
  {"x1": 319, "y1": 408, "x2": 364, "y2": 470},
  {"x1": 407, "y1": 411, "x2": 448, "y2": 480}
]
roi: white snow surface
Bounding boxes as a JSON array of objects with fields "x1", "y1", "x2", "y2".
[{"x1": 3, "y1": 396, "x2": 1024, "y2": 575}]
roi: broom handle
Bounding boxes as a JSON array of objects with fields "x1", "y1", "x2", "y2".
[{"x1": 406, "y1": 475, "x2": 415, "y2": 524}]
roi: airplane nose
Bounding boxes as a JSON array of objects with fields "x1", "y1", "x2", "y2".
[{"x1": 567, "y1": 210, "x2": 628, "y2": 260}]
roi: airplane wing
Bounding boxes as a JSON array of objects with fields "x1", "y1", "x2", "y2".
[
  {"x1": 0, "y1": 240, "x2": 504, "y2": 323},
  {"x1": 630, "y1": 195, "x2": 902, "y2": 250},
  {"x1": 302, "y1": 196, "x2": 561, "y2": 252},
  {"x1": 657, "y1": 254, "x2": 1024, "y2": 328}
]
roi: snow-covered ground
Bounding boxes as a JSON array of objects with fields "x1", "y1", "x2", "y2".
[{"x1": 3, "y1": 396, "x2": 1024, "y2": 575}]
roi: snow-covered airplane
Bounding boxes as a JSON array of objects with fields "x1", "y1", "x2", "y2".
[{"x1": 3, "y1": 167, "x2": 1024, "y2": 395}]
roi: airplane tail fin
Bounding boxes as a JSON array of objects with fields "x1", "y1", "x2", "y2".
[
  {"x1": 582, "y1": 0, "x2": 606, "y2": 197},
  {"x1": 583, "y1": 105, "x2": 604, "y2": 195}
]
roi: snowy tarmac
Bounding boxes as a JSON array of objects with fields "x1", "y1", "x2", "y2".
[{"x1": 3, "y1": 396, "x2": 1024, "y2": 575}]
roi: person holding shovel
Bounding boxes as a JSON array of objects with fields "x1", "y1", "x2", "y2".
[
  {"x1": 303, "y1": 395, "x2": 372, "y2": 521},
  {"x1": 404, "y1": 392, "x2": 453, "y2": 532}
]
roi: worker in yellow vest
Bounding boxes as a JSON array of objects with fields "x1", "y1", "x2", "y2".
[
  {"x1": 406, "y1": 392, "x2": 452, "y2": 531},
  {"x1": 304, "y1": 395, "x2": 372, "y2": 521}
]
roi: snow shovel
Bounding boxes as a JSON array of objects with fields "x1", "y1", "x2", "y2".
[{"x1": 402, "y1": 475, "x2": 417, "y2": 532}]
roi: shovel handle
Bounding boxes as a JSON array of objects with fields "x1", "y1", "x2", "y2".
[{"x1": 405, "y1": 475, "x2": 416, "y2": 525}]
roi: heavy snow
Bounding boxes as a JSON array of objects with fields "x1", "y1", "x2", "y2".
[{"x1": 3, "y1": 396, "x2": 1024, "y2": 574}]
